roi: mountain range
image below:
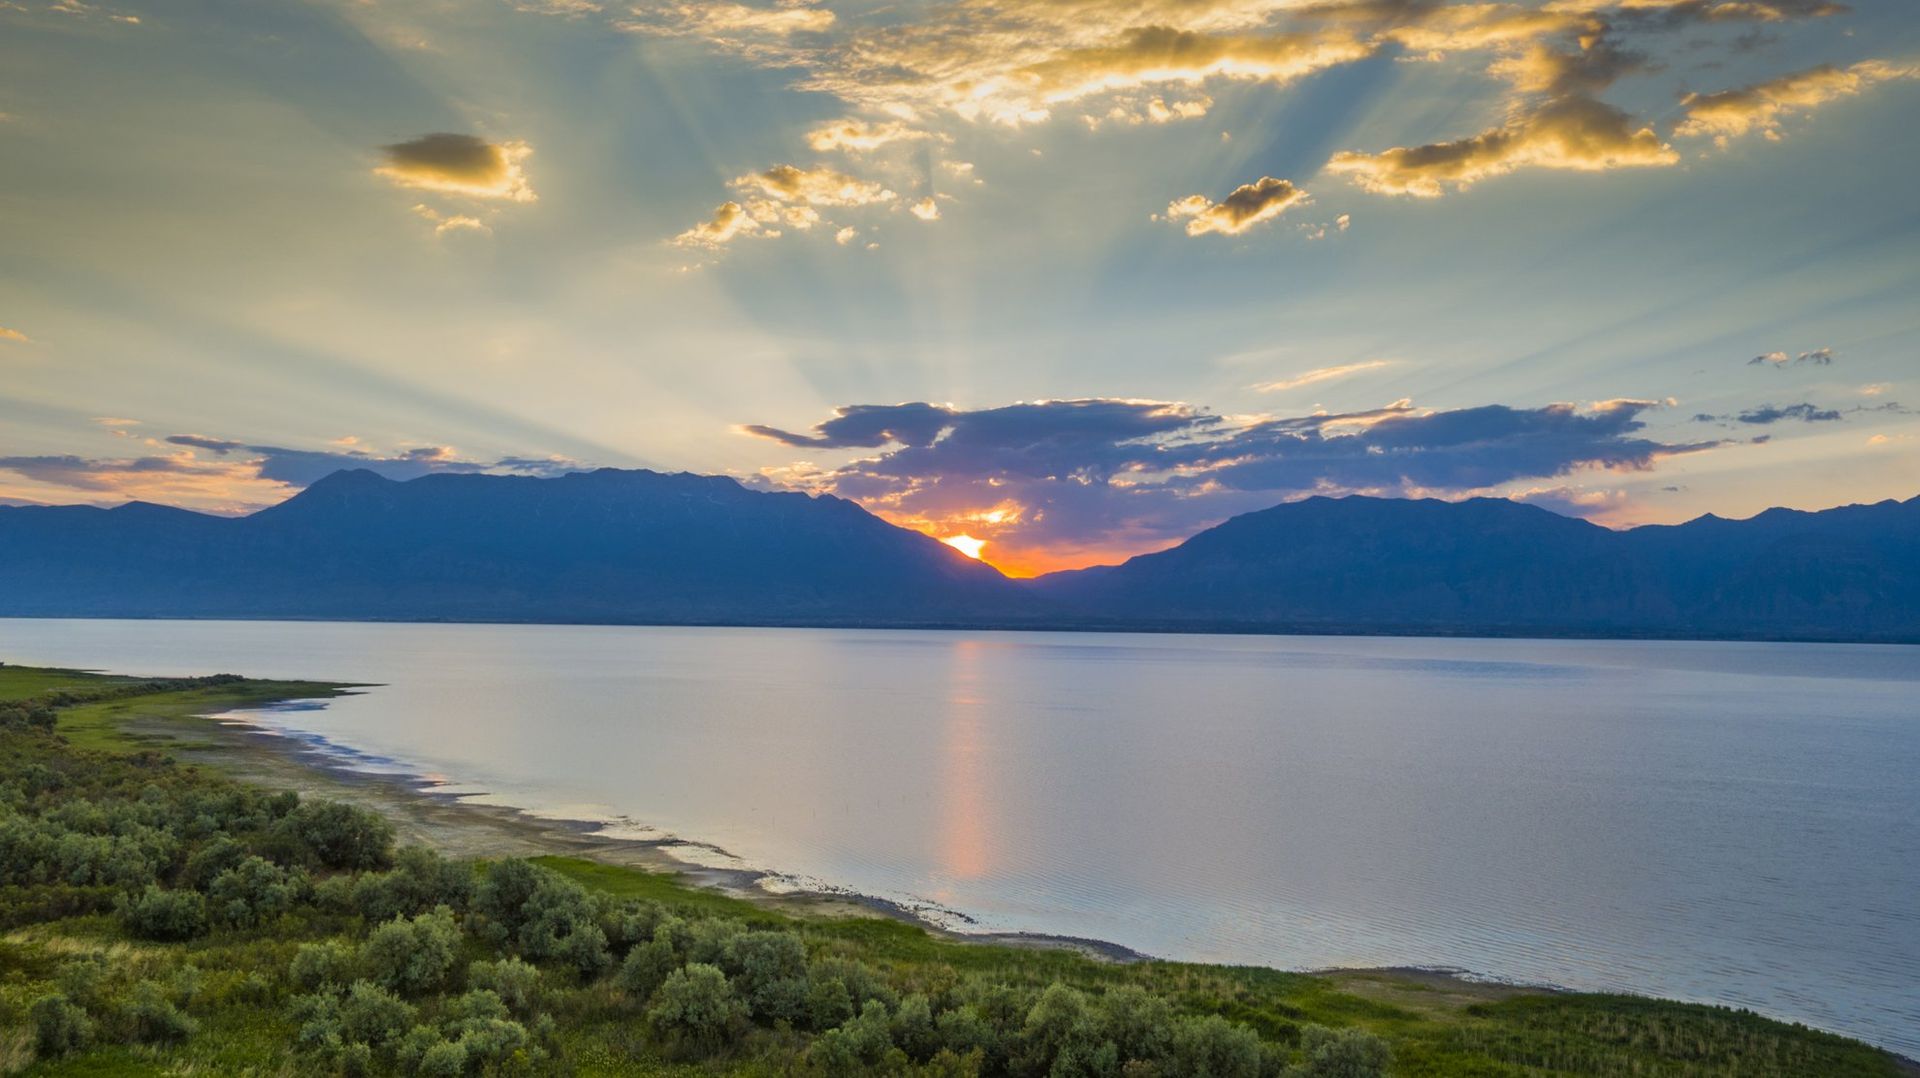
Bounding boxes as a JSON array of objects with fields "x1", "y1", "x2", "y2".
[{"x1": 2, "y1": 468, "x2": 1916, "y2": 642}]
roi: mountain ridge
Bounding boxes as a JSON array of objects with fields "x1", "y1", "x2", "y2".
[{"x1": 2, "y1": 471, "x2": 1916, "y2": 642}]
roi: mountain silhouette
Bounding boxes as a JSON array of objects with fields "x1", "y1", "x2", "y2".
[{"x1": 2, "y1": 472, "x2": 1915, "y2": 641}]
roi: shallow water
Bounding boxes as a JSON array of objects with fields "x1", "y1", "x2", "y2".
[{"x1": 2, "y1": 619, "x2": 1915, "y2": 1055}]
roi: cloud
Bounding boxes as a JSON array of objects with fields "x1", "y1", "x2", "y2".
[
  {"x1": 1327, "y1": 95, "x2": 1677, "y2": 197},
  {"x1": 0, "y1": 433, "x2": 586, "y2": 514},
  {"x1": 158, "y1": 436, "x2": 580, "y2": 487},
  {"x1": 1734, "y1": 402, "x2": 1843, "y2": 424},
  {"x1": 673, "y1": 201, "x2": 764, "y2": 248},
  {"x1": 744, "y1": 395, "x2": 1713, "y2": 571},
  {"x1": 1675, "y1": 60, "x2": 1920, "y2": 145},
  {"x1": 1252, "y1": 359, "x2": 1392, "y2": 392},
  {"x1": 0, "y1": 326, "x2": 30, "y2": 344},
  {"x1": 805, "y1": 119, "x2": 941, "y2": 152},
  {"x1": 1165, "y1": 176, "x2": 1308, "y2": 236},
  {"x1": 411, "y1": 204, "x2": 492, "y2": 236},
  {"x1": 732, "y1": 164, "x2": 896, "y2": 206},
  {"x1": 1748, "y1": 346, "x2": 1835, "y2": 366},
  {"x1": 620, "y1": 1, "x2": 834, "y2": 39},
  {"x1": 374, "y1": 134, "x2": 537, "y2": 202},
  {"x1": 909, "y1": 197, "x2": 942, "y2": 221},
  {"x1": 834, "y1": 226, "x2": 859, "y2": 245}
]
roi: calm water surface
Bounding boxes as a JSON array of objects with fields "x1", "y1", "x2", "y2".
[{"x1": 2, "y1": 620, "x2": 1915, "y2": 1056}]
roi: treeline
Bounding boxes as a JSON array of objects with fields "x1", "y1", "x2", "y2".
[{"x1": 0, "y1": 684, "x2": 1385, "y2": 1077}]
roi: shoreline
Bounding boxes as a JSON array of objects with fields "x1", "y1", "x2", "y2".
[
  {"x1": 181, "y1": 698, "x2": 1159, "y2": 964},
  {"x1": 100, "y1": 686, "x2": 1920, "y2": 1070}
]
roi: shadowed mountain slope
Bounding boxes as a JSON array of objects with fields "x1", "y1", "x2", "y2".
[{"x1": 2, "y1": 474, "x2": 1915, "y2": 640}]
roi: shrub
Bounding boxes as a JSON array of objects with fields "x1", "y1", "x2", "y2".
[
  {"x1": 118, "y1": 885, "x2": 208, "y2": 941},
  {"x1": 280, "y1": 800, "x2": 393, "y2": 871},
  {"x1": 336, "y1": 980, "x2": 416, "y2": 1047},
  {"x1": 727, "y1": 929, "x2": 809, "y2": 1024},
  {"x1": 291, "y1": 941, "x2": 359, "y2": 994},
  {"x1": 891, "y1": 993, "x2": 940, "y2": 1062},
  {"x1": 1168, "y1": 1014, "x2": 1263, "y2": 1078},
  {"x1": 208, "y1": 855, "x2": 305, "y2": 927},
  {"x1": 812, "y1": 999, "x2": 903, "y2": 1073},
  {"x1": 180, "y1": 834, "x2": 246, "y2": 891},
  {"x1": 473, "y1": 861, "x2": 608, "y2": 979},
  {"x1": 1297, "y1": 1025, "x2": 1390, "y2": 1078},
  {"x1": 351, "y1": 846, "x2": 474, "y2": 922},
  {"x1": 30, "y1": 994, "x2": 94, "y2": 1057},
  {"x1": 616, "y1": 935, "x2": 679, "y2": 1001},
  {"x1": 808, "y1": 975, "x2": 855, "y2": 1032},
  {"x1": 361, "y1": 907, "x2": 460, "y2": 997},
  {"x1": 647, "y1": 963, "x2": 747, "y2": 1057},
  {"x1": 124, "y1": 980, "x2": 199, "y2": 1044},
  {"x1": 469, "y1": 957, "x2": 543, "y2": 1017},
  {"x1": 1099, "y1": 985, "x2": 1175, "y2": 1067}
]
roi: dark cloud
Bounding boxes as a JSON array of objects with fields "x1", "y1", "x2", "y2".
[
  {"x1": 0, "y1": 454, "x2": 209, "y2": 492},
  {"x1": 2, "y1": 439, "x2": 583, "y2": 507},
  {"x1": 747, "y1": 397, "x2": 1714, "y2": 555},
  {"x1": 160, "y1": 436, "x2": 579, "y2": 487},
  {"x1": 1691, "y1": 402, "x2": 1844, "y2": 425},
  {"x1": 1749, "y1": 346, "x2": 1835, "y2": 366}
]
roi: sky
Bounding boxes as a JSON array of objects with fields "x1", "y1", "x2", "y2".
[{"x1": 1, "y1": 0, "x2": 1917, "y2": 576}]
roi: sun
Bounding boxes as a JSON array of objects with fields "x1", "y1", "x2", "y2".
[{"x1": 942, "y1": 534, "x2": 987, "y2": 560}]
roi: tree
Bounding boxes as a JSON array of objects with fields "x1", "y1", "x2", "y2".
[
  {"x1": 30, "y1": 994, "x2": 94, "y2": 1057},
  {"x1": 118, "y1": 885, "x2": 208, "y2": 941},
  {"x1": 279, "y1": 800, "x2": 393, "y2": 870},
  {"x1": 646, "y1": 963, "x2": 746, "y2": 1057},
  {"x1": 1296, "y1": 1025, "x2": 1390, "y2": 1078},
  {"x1": 360, "y1": 907, "x2": 460, "y2": 997}
]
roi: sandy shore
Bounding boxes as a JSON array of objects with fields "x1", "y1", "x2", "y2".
[{"x1": 120, "y1": 695, "x2": 1152, "y2": 963}]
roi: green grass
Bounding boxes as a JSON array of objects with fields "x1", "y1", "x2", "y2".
[{"x1": 0, "y1": 662, "x2": 1907, "y2": 1077}]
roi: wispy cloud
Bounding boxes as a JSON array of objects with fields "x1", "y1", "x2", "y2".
[
  {"x1": 1253, "y1": 359, "x2": 1392, "y2": 393},
  {"x1": 1676, "y1": 60, "x2": 1920, "y2": 146}
]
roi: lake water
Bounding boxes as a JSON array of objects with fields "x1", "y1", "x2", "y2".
[{"x1": 2, "y1": 619, "x2": 1915, "y2": 1056}]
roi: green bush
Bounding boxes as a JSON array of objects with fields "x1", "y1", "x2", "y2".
[
  {"x1": 647, "y1": 962, "x2": 747, "y2": 1057},
  {"x1": 361, "y1": 907, "x2": 460, "y2": 997},
  {"x1": 30, "y1": 993, "x2": 94, "y2": 1057},
  {"x1": 280, "y1": 799, "x2": 394, "y2": 871},
  {"x1": 616, "y1": 934, "x2": 679, "y2": 1001},
  {"x1": 123, "y1": 979, "x2": 199, "y2": 1044},
  {"x1": 351, "y1": 846, "x2": 474, "y2": 922},
  {"x1": 118, "y1": 884, "x2": 209, "y2": 941},
  {"x1": 468, "y1": 956, "x2": 543, "y2": 1017},
  {"x1": 726, "y1": 929, "x2": 810, "y2": 1024},
  {"x1": 1295, "y1": 1025, "x2": 1390, "y2": 1078},
  {"x1": 812, "y1": 999, "x2": 904, "y2": 1073},
  {"x1": 291, "y1": 940, "x2": 360, "y2": 993},
  {"x1": 208, "y1": 854, "x2": 305, "y2": 927}
]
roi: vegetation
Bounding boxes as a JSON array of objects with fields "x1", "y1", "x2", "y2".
[{"x1": 0, "y1": 662, "x2": 1906, "y2": 1076}]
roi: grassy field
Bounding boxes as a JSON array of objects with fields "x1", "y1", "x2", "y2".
[{"x1": 0, "y1": 662, "x2": 1906, "y2": 1077}]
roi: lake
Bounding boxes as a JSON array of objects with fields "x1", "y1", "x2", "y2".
[{"x1": 1, "y1": 619, "x2": 1915, "y2": 1056}]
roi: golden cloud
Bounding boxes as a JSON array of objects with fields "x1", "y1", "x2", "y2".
[
  {"x1": 1674, "y1": 59, "x2": 1920, "y2": 145},
  {"x1": 732, "y1": 164, "x2": 896, "y2": 206},
  {"x1": 1327, "y1": 95, "x2": 1676, "y2": 197},
  {"x1": 805, "y1": 119, "x2": 943, "y2": 152},
  {"x1": 621, "y1": 1, "x2": 833, "y2": 38},
  {"x1": 1165, "y1": 176, "x2": 1308, "y2": 236},
  {"x1": 909, "y1": 197, "x2": 942, "y2": 221},
  {"x1": 0, "y1": 326, "x2": 30, "y2": 344},
  {"x1": 1253, "y1": 359, "x2": 1392, "y2": 393},
  {"x1": 374, "y1": 133, "x2": 536, "y2": 202},
  {"x1": 673, "y1": 201, "x2": 763, "y2": 248}
]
